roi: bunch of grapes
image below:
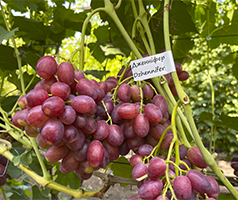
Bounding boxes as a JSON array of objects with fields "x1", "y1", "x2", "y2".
[{"x1": 11, "y1": 55, "x2": 220, "y2": 199}]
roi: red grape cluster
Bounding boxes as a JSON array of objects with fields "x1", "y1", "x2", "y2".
[{"x1": 11, "y1": 55, "x2": 219, "y2": 199}]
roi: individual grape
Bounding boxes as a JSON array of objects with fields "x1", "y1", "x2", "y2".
[
  {"x1": 81, "y1": 116, "x2": 97, "y2": 134},
  {"x1": 18, "y1": 95, "x2": 27, "y2": 109},
  {"x1": 34, "y1": 81, "x2": 43, "y2": 90},
  {"x1": 173, "y1": 175, "x2": 192, "y2": 200},
  {"x1": 130, "y1": 85, "x2": 141, "y2": 102},
  {"x1": 107, "y1": 124, "x2": 124, "y2": 147},
  {"x1": 12, "y1": 109, "x2": 28, "y2": 128},
  {"x1": 79, "y1": 160, "x2": 94, "y2": 173},
  {"x1": 231, "y1": 156, "x2": 238, "y2": 163},
  {"x1": 105, "y1": 80, "x2": 117, "y2": 93},
  {"x1": 99, "y1": 147, "x2": 110, "y2": 168},
  {"x1": 138, "y1": 179, "x2": 163, "y2": 200},
  {"x1": 106, "y1": 76, "x2": 118, "y2": 83},
  {"x1": 71, "y1": 95, "x2": 96, "y2": 114},
  {"x1": 179, "y1": 158, "x2": 191, "y2": 170},
  {"x1": 132, "y1": 162, "x2": 148, "y2": 180},
  {"x1": 41, "y1": 118, "x2": 64, "y2": 145},
  {"x1": 26, "y1": 89, "x2": 49, "y2": 108},
  {"x1": 231, "y1": 162, "x2": 238, "y2": 170},
  {"x1": 117, "y1": 103, "x2": 139, "y2": 119},
  {"x1": 160, "y1": 133, "x2": 174, "y2": 151},
  {"x1": 144, "y1": 103, "x2": 163, "y2": 123},
  {"x1": 117, "y1": 83, "x2": 131, "y2": 102},
  {"x1": 122, "y1": 119, "x2": 137, "y2": 139},
  {"x1": 69, "y1": 80, "x2": 77, "y2": 95},
  {"x1": 93, "y1": 120, "x2": 109, "y2": 140},
  {"x1": 118, "y1": 140, "x2": 130, "y2": 156},
  {"x1": 152, "y1": 94, "x2": 168, "y2": 117},
  {"x1": 60, "y1": 151, "x2": 80, "y2": 174},
  {"x1": 66, "y1": 133, "x2": 85, "y2": 151},
  {"x1": 187, "y1": 146, "x2": 207, "y2": 169},
  {"x1": 94, "y1": 85, "x2": 106, "y2": 102},
  {"x1": 75, "y1": 167, "x2": 93, "y2": 180},
  {"x1": 42, "y1": 96, "x2": 65, "y2": 117},
  {"x1": 138, "y1": 144, "x2": 153, "y2": 157},
  {"x1": 129, "y1": 154, "x2": 143, "y2": 167},
  {"x1": 57, "y1": 62, "x2": 75, "y2": 86},
  {"x1": 87, "y1": 140, "x2": 104, "y2": 168},
  {"x1": 142, "y1": 85, "x2": 154, "y2": 99},
  {"x1": 104, "y1": 98, "x2": 114, "y2": 115},
  {"x1": 76, "y1": 78, "x2": 98, "y2": 100},
  {"x1": 26, "y1": 105, "x2": 50, "y2": 128},
  {"x1": 145, "y1": 133, "x2": 159, "y2": 147},
  {"x1": 75, "y1": 139, "x2": 90, "y2": 161},
  {"x1": 147, "y1": 157, "x2": 166, "y2": 180},
  {"x1": 98, "y1": 81, "x2": 107, "y2": 93},
  {"x1": 133, "y1": 114, "x2": 150, "y2": 137},
  {"x1": 36, "y1": 134, "x2": 52, "y2": 149},
  {"x1": 179, "y1": 145, "x2": 188, "y2": 160},
  {"x1": 178, "y1": 71, "x2": 190, "y2": 81},
  {"x1": 155, "y1": 195, "x2": 169, "y2": 200},
  {"x1": 206, "y1": 176, "x2": 220, "y2": 198},
  {"x1": 169, "y1": 157, "x2": 176, "y2": 172},
  {"x1": 149, "y1": 123, "x2": 166, "y2": 140},
  {"x1": 64, "y1": 94, "x2": 75, "y2": 104},
  {"x1": 111, "y1": 103, "x2": 124, "y2": 124},
  {"x1": 24, "y1": 125, "x2": 39, "y2": 137},
  {"x1": 162, "y1": 169, "x2": 176, "y2": 185},
  {"x1": 45, "y1": 145, "x2": 68, "y2": 163},
  {"x1": 41, "y1": 77, "x2": 57, "y2": 93},
  {"x1": 72, "y1": 113, "x2": 88, "y2": 129},
  {"x1": 58, "y1": 105, "x2": 76, "y2": 125},
  {"x1": 102, "y1": 140, "x2": 119, "y2": 161},
  {"x1": 127, "y1": 136, "x2": 145, "y2": 152},
  {"x1": 62, "y1": 125, "x2": 79, "y2": 143},
  {"x1": 186, "y1": 169, "x2": 212, "y2": 195},
  {"x1": 36, "y1": 55, "x2": 57, "y2": 80},
  {"x1": 50, "y1": 82, "x2": 71, "y2": 100},
  {"x1": 74, "y1": 70, "x2": 85, "y2": 81}
]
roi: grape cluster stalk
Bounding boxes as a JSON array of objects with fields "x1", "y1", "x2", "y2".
[{"x1": 9, "y1": 55, "x2": 222, "y2": 200}]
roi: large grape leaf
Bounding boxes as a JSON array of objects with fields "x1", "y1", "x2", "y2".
[
  {"x1": 0, "y1": 45, "x2": 18, "y2": 71},
  {"x1": 0, "y1": 26, "x2": 19, "y2": 43},
  {"x1": 3, "y1": 0, "x2": 42, "y2": 12},
  {"x1": 32, "y1": 185, "x2": 50, "y2": 200}
]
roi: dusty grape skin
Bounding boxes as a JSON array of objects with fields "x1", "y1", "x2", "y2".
[
  {"x1": 133, "y1": 114, "x2": 150, "y2": 137},
  {"x1": 94, "y1": 85, "x2": 106, "y2": 102},
  {"x1": 99, "y1": 147, "x2": 110, "y2": 168},
  {"x1": 138, "y1": 179, "x2": 163, "y2": 200},
  {"x1": 138, "y1": 144, "x2": 153, "y2": 157},
  {"x1": 75, "y1": 167, "x2": 93, "y2": 180},
  {"x1": 129, "y1": 154, "x2": 143, "y2": 167},
  {"x1": 41, "y1": 77, "x2": 57, "y2": 93},
  {"x1": 127, "y1": 136, "x2": 145, "y2": 152},
  {"x1": 117, "y1": 103, "x2": 139, "y2": 119},
  {"x1": 122, "y1": 119, "x2": 137, "y2": 139},
  {"x1": 26, "y1": 89, "x2": 49, "y2": 108},
  {"x1": 24, "y1": 125, "x2": 39, "y2": 137},
  {"x1": 41, "y1": 118, "x2": 64, "y2": 146},
  {"x1": 142, "y1": 85, "x2": 154, "y2": 99},
  {"x1": 149, "y1": 123, "x2": 166, "y2": 140},
  {"x1": 147, "y1": 157, "x2": 166, "y2": 180},
  {"x1": 58, "y1": 105, "x2": 76, "y2": 125},
  {"x1": 145, "y1": 133, "x2": 159, "y2": 147},
  {"x1": 132, "y1": 162, "x2": 148, "y2": 180},
  {"x1": 76, "y1": 78, "x2": 98, "y2": 100},
  {"x1": 50, "y1": 82, "x2": 71, "y2": 100},
  {"x1": 75, "y1": 139, "x2": 90, "y2": 161},
  {"x1": 87, "y1": 140, "x2": 104, "y2": 168},
  {"x1": 144, "y1": 103, "x2": 163, "y2": 123},
  {"x1": 187, "y1": 146, "x2": 207, "y2": 169},
  {"x1": 186, "y1": 169, "x2": 212, "y2": 195},
  {"x1": 42, "y1": 96, "x2": 65, "y2": 117},
  {"x1": 66, "y1": 133, "x2": 85, "y2": 151},
  {"x1": 27, "y1": 105, "x2": 50, "y2": 128},
  {"x1": 107, "y1": 124, "x2": 124, "y2": 147},
  {"x1": 160, "y1": 133, "x2": 174, "y2": 151},
  {"x1": 12, "y1": 109, "x2": 28, "y2": 128},
  {"x1": 72, "y1": 113, "x2": 88, "y2": 129},
  {"x1": 130, "y1": 85, "x2": 141, "y2": 102},
  {"x1": 179, "y1": 145, "x2": 188, "y2": 160},
  {"x1": 62, "y1": 125, "x2": 79, "y2": 143},
  {"x1": 81, "y1": 116, "x2": 97, "y2": 134},
  {"x1": 36, "y1": 56, "x2": 57, "y2": 80},
  {"x1": 102, "y1": 140, "x2": 119, "y2": 161},
  {"x1": 173, "y1": 176, "x2": 193, "y2": 200},
  {"x1": 206, "y1": 176, "x2": 220, "y2": 198},
  {"x1": 45, "y1": 145, "x2": 68, "y2": 163},
  {"x1": 105, "y1": 80, "x2": 117, "y2": 93},
  {"x1": 111, "y1": 103, "x2": 124, "y2": 124},
  {"x1": 93, "y1": 120, "x2": 109, "y2": 140},
  {"x1": 74, "y1": 70, "x2": 85, "y2": 81},
  {"x1": 117, "y1": 83, "x2": 131, "y2": 102},
  {"x1": 60, "y1": 151, "x2": 80, "y2": 174},
  {"x1": 152, "y1": 94, "x2": 168, "y2": 116},
  {"x1": 178, "y1": 71, "x2": 190, "y2": 81},
  {"x1": 71, "y1": 95, "x2": 96, "y2": 114},
  {"x1": 57, "y1": 62, "x2": 75, "y2": 85}
]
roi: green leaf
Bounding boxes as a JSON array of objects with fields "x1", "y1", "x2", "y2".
[
  {"x1": 84, "y1": 70, "x2": 109, "y2": 80},
  {"x1": 7, "y1": 162, "x2": 23, "y2": 179},
  {"x1": 0, "y1": 96, "x2": 19, "y2": 112},
  {"x1": 0, "y1": 26, "x2": 19, "y2": 43},
  {"x1": 0, "y1": 45, "x2": 18, "y2": 71},
  {"x1": 110, "y1": 156, "x2": 133, "y2": 187},
  {"x1": 9, "y1": 191, "x2": 30, "y2": 200},
  {"x1": 218, "y1": 193, "x2": 236, "y2": 200},
  {"x1": 22, "y1": 51, "x2": 41, "y2": 70},
  {"x1": 32, "y1": 185, "x2": 50, "y2": 200},
  {"x1": 232, "y1": 57, "x2": 238, "y2": 80},
  {"x1": 20, "y1": 151, "x2": 33, "y2": 168}
]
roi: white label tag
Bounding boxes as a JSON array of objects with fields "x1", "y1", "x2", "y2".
[{"x1": 130, "y1": 50, "x2": 176, "y2": 81}]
